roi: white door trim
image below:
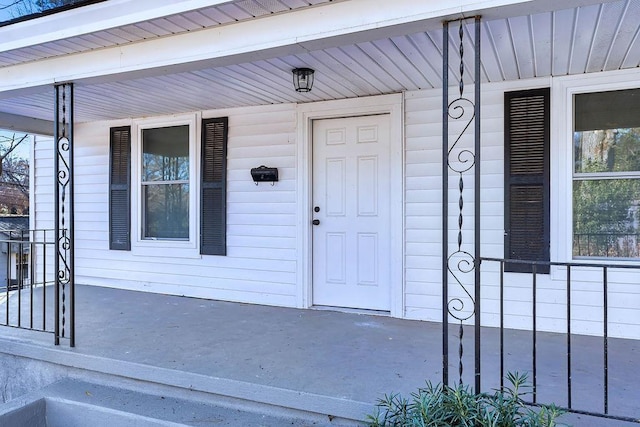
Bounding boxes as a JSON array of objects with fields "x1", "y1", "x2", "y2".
[{"x1": 295, "y1": 94, "x2": 405, "y2": 317}]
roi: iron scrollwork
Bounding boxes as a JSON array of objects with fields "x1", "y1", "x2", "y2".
[
  {"x1": 443, "y1": 17, "x2": 481, "y2": 388},
  {"x1": 54, "y1": 84, "x2": 75, "y2": 346}
]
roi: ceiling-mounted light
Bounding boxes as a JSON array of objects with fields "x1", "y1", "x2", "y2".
[{"x1": 292, "y1": 68, "x2": 315, "y2": 92}]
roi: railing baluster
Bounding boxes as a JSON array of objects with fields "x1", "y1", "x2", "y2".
[
  {"x1": 30, "y1": 231, "x2": 35, "y2": 329},
  {"x1": 16, "y1": 235, "x2": 21, "y2": 328},
  {"x1": 500, "y1": 260, "x2": 504, "y2": 390},
  {"x1": 603, "y1": 266, "x2": 609, "y2": 415},
  {"x1": 23, "y1": 231, "x2": 32, "y2": 330},
  {"x1": 43, "y1": 230, "x2": 47, "y2": 331},
  {"x1": 4, "y1": 233, "x2": 9, "y2": 326},
  {"x1": 566, "y1": 265, "x2": 572, "y2": 409},
  {"x1": 532, "y1": 264, "x2": 537, "y2": 404}
]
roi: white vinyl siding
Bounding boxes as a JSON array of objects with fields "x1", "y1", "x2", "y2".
[
  {"x1": 404, "y1": 88, "x2": 442, "y2": 321},
  {"x1": 41, "y1": 104, "x2": 298, "y2": 307},
  {"x1": 32, "y1": 135, "x2": 55, "y2": 287},
  {"x1": 404, "y1": 77, "x2": 640, "y2": 339}
]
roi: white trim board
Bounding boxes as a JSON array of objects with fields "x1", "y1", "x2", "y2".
[
  {"x1": 130, "y1": 113, "x2": 201, "y2": 258},
  {"x1": 295, "y1": 94, "x2": 405, "y2": 317}
]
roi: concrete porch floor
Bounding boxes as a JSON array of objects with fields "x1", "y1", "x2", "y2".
[{"x1": 1, "y1": 285, "x2": 639, "y2": 426}]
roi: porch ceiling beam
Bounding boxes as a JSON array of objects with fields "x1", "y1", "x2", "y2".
[
  {"x1": 0, "y1": 112, "x2": 54, "y2": 136},
  {"x1": 0, "y1": 0, "x2": 621, "y2": 98}
]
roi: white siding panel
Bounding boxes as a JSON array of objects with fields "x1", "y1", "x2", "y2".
[
  {"x1": 33, "y1": 135, "x2": 56, "y2": 287},
  {"x1": 404, "y1": 89, "x2": 443, "y2": 323}
]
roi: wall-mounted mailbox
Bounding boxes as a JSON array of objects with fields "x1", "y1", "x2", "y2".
[{"x1": 250, "y1": 165, "x2": 278, "y2": 184}]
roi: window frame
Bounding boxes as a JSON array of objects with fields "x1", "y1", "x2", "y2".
[
  {"x1": 131, "y1": 114, "x2": 199, "y2": 256},
  {"x1": 572, "y1": 90, "x2": 640, "y2": 260},
  {"x1": 141, "y1": 125, "x2": 191, "y2": 241},
  {"x1": 552, "y1": 69, "x2": 640, "y2": 265}
]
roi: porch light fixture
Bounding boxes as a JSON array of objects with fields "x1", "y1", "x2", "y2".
[{"x1": 292, "y1": 68, "x2": 315, "y2": 92}]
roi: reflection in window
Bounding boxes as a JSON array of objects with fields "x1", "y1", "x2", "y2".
[
  {"x1": 573, "y1": 89, "x2": 640, "y2": 258},
  {"x1": 0, "y1": 1, "x2": 106, "y2": 25},
  {"x1": 141, "y1": 125, "x2": 189, "y2": 240}
]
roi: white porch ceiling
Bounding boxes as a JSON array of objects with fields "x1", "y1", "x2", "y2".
[
  {"x1": 0, "y1": 0, "x2": 334, "y2": 67},
  {"x1": 0, "y1": 0, "x2": 639, "y2": 124}
]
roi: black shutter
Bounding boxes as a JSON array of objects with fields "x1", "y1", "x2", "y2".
[
  {"x1": 109, "y1": 126, "x2": 131, "y2": 250},
  {"x1": 201, "y1": 117, "x2": 228, "y2": 255},
  {"x1": 504, "y1": 89, "x2": 550, "y2": 273}
]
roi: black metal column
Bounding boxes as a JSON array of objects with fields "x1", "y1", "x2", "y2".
[
  {"x1": 441, "y1": 20, "x2": 450, "y2": 388},
  {"x1": 442, "y1": 16, "x2": 481, "y2": 392},
  {"x1": 473, "y1": 15, "x2": 482, "y2": 395},
  {"x1": 54, "y1": 83, "x2": 75, "y2": 347}
]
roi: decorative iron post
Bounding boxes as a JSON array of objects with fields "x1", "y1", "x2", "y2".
[
  {"x1": 54, "y1": 83, "x2": 75, "y2": 347},
  {"x1": 442, "y1": 16, "x2": 481, "y2": 392}
]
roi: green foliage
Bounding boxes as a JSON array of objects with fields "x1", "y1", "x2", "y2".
[
  {"x1": 367, "y1": 372, "x2": 566, "y2": 427},
  {"x1": 573, "y1": 177, "x2": 638, "y2": 234}
]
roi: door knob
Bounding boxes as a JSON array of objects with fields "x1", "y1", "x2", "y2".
[{"x1": 312, "y1": 219, "x2": 320, "y2": 225}]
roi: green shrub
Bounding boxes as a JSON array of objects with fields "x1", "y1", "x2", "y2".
[{"x1": 367, "y1": 372, "x2": 566, "y2": 427}]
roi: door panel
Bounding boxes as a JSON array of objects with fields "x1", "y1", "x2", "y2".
[{"x1": 312, "y1": 114, "x2": 391, "y2": 311}]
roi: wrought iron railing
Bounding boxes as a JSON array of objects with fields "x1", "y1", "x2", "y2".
[
  {"x1": 573, "y1": 232, "x2": 640, "y2": 258},
  {"x1": 480, "y1": 257, "x2": 640, "y2": 424},
  {"x1": 0, "y1": 229, "x2": 72, "y2": 345},
  {"x1": 438, "y1": 11, "x2": 638, "y2": 426}
]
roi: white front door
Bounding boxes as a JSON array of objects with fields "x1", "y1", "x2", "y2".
[{"x1": 312, "y1": 114, "x2": 391, "y2": 311}]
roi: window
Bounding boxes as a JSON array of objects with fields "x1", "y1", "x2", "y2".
[
  {"x1": 133, "y1": 118, "x2": 197, "y2": 249},
  {"x1": 109, "y1": 116, "x2": 228, "y2": 254},
  {"x1": 504, "y1": 88, "x2": 550, "y2": 273},
  {"x1": 141, "y1": 125, "x2": 190, "y2": 240},
  {"x1": 573, "y1": 88, "x2": 640, "y2": 259}
]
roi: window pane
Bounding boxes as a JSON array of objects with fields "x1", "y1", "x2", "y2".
[
  {"x1": 575, "y1": 89, "x2": 640, "y2": 132},
  {"x1": 143, "y1": 184, "x2": 189, "y2": 239},
  {"x1": 573, "y1": 179, "x2": 640, "y2": 258},
  {"x1": 143, "y1": 126, "x2": 189, "y2": 181},
  {"x1": 574, "y1": 128, "x2": 640, "y2": 173}
]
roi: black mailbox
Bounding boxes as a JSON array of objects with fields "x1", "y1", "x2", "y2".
[{"x1": 250, "y1": 165, "x2": 278, "y2": 184}]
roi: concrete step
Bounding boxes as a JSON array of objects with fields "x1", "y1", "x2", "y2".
[
  {"x1": 0, "y1": 337, "x2": 366, "y2": 426},
  {"x1": 0, "y1": 379, "x2": 362, "y2": 427}
]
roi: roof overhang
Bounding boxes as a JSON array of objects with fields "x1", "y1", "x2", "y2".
[{"x1": 0, "y1": 0, "x2": 636, "y2": 129}]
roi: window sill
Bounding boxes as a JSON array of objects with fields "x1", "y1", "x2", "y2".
[
  {"x1": 549, "y1": 257, "x2": 640, "y2": 282},
  {"x1": 131, "y1": 240, "x2": 201, "y2": 259},
  {"x1": 570, "y1": 257, "x2": 639, "y2": 267}
]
